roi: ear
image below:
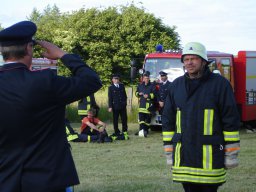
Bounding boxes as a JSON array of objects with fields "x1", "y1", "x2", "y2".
[{"x1": 26, "y1": 43, "x2": 33, "y2": 56}]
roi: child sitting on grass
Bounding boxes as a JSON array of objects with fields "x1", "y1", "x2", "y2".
[{"x1": 80, "y1": 108, "x2": 112, "y2": 143}]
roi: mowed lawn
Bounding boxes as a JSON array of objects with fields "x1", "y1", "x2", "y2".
[{"x1": 70, "y1": 123, "x2": 256, "y2": 192}]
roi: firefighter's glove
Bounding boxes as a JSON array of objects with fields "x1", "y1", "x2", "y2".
[
  {"x1": 224, "y1": 143, "x2": 240, "y2": 169},
  {"x1": 164, "y1": 145, "x2": 173, "y2": 166}
]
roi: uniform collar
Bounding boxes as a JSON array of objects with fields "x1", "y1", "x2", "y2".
[{"x1": 0, "y1": 62, "x2": 29, "y2": 71}]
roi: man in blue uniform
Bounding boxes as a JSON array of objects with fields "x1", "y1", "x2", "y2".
[
  {"x1": 135, "y1": 71, "x2": 156, "y2": 137},
  {"x1": 162, "y1": 42, "x2": 240, "y2": 192},
  {"x1": 0, "y1": 21, "x2": 102, "y2": 192},
  {"x1": 157, "y1": 71, "x2": 171, "y2": 114},
  {"x1": 108, "y1": 74, "x2": 128, "y2": 139}
]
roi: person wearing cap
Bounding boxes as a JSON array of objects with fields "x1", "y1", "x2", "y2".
[
  {"x1": 157, "y1": 71, "x2": 171, "y2": 114},
  {"x1": 135, "y1": 71, "x2": 156, "y2": 137},
  {"x1": 108, "y1": 74, "x2": 128, "y2": 140},
  {"x1": 0, "y1": 21, "x2": 102, "y2": 192},
  {"x1": 162, "y1": 42, "x2": 240, "y2": 192}
]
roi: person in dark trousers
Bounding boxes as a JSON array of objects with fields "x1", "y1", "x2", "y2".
[
  {"x1": 78, "y1": 93, "x2": 98, "y2": 120},
  {"x1": 80, "y1": 108, "x2": 112, "y2": 143},
  {"x1": 65, "y1": 118, "x2": 89, "y2": 142},
  {"x1": 162, "y1": 42, "x2": 240, "y2": 192},
  {"x1": 0, "y1": 21, "x2": 102, "y2": 192},
  {"x1": 108, "y1": 74, "x2": 128, "y2": 139},
  {"x1": 135, "y1": 71, "x2": 156, "y2": 137},
  {"x1": 157, "y1": 71, "x2": 171, "y2": 114}
]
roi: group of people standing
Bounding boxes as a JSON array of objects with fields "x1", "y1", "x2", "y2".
[
  {"x1": 0, "y1": 20, "x2": 240, "y2": 192},
  {"x1": 135, "y1": 70, "x2": 171, "y2": 137}
]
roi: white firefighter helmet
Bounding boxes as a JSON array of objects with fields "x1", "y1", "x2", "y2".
[
  {"x1": 181, "y1": 42, "x2": 208, "y2": 63},
  {"x1": 138, "y1": 129, "x2": 144, "y2": 137}
]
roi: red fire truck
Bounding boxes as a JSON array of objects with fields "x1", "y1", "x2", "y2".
[{"x1": 136, "y1": 48, "x2": 256, "y2": 129}]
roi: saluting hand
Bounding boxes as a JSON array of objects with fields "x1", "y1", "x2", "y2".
[{"x1": 36, "y1": 40, "x2": 67, "y2": 60}]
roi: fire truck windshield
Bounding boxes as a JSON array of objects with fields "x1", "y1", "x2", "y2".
[{"x1": 144, "y1": 58, "x2": 184, "y2": 82}]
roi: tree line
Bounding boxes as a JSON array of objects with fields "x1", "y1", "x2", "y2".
[{"x1": 4, "y1": 4, "x2": 181, "y2": 86}]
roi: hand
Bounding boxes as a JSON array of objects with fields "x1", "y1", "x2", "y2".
[
  {"x1": 224, "y1": 154, "x2": 239, "y2": 169},
  {"x1": 166, "y1": 153, "x2": 173, "y2": 166},
  {"x1": 36, "y1": 40, "x2": 67, "y2": 59},
  {"x1": 143, "y1": 94, "x2": 148, "y2": 98},
  {"x1": 139, "y1": 92, "x2": 143, "y2": 96},
  {"x1": 224, "y1": 143, "x2": 240, "y2": 169},
  {"x1": 108, "y1": 108, "x2": 112, "y2": 112},
  {"x1": 98, "y1": 127, "x2": 104, "y2": 133}
]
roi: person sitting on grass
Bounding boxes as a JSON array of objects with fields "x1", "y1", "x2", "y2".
[
  {"x1": 80, "y1": 108, "x2": 112, "y2": 143},
  {"x1": 65, "y1": 118, "x2": 89, "y2": 142}
]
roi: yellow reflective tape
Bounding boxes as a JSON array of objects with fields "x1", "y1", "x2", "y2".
[
  {"x1": 66, "y1": 127, "x2": 70, "y2": 135},
  {"x1": 162, "y1": 132, "x2": 174, "y2": 142},
  {"x1": 162, "y1": 132, "x2": 175, "y2": 136},
  {"x1": 174, "y1": 142, "x2": 181, "y2": 167},
  {"x1": 204, "y1": 109, "x2": 213, "y2": 135},
  {"x1": 172, "y1": 166, "x2": 226, "y2": 176},
  {"x1": 138, "y1": 108, "x2": 150, "y2": 113},
  {"x1": 176, "y1": 110, "x2": 181, "y2": 133},
  {"x1": 172, "y1": 173, "x2": 226, "y2": 184},
  {"x1": 146, "y1": 102, "x2": 150, "y2": 109},
  {"x1": 203, "y1": 145, "x2": 212, "y2": 169},
  {"x1": 67, "y1": 134, "x2": 78, "y2": 141},
  {"x1": 203, "y1": 109, "x2": 213, "y2": 169},
  {"x1": 223, "y1": 131, "x2": 240, "y2": 141},
  {"x1": 150, "y1": 93, "x2": 154, "y2": 99},
  {"x1": 78, "y1": 110, "x2": 88, "y2": 115}
]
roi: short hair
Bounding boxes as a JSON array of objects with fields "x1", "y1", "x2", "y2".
[{"x1": 0, "y1": 43, "x2": 28, "y2": 60}]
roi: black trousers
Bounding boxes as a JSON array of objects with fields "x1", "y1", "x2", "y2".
[
  {"x1": 138, "y1": 112, "x2": 151, "y2": 132},
  {"x1": 112, "y1": 108, "x2": 128, "y2": 134},
  {"x1": 182, "y1": 183, "x2": 219, "y2": 192}
]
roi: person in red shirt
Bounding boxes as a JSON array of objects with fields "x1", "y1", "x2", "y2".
[{"x1": 80, "y1": 108, "x2": 112, "y2": 143}]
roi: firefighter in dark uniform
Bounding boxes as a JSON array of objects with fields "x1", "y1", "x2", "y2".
[
  {"x1": 162, "y1": 42, "x2": 240, "y2": 192},
  {"x1": 78, "y1": 93, "x2": 97, "y2": 120},
  {"x1": 0, "y1": 21, "x2": 102, "y2": 192},
  {"x1": 135, "y1": 71, "x2": 156, "y2": 137},
  {"x1": 108, "y1": 74, "x2": 128, "y2": 139},
  {"x1": 157, "y1": 71, "x2": 171, "y2": 114}
]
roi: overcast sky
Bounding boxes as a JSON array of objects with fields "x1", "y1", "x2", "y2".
[{"x1": 1, "y1": 0, "x2": 255, "y2": 55}]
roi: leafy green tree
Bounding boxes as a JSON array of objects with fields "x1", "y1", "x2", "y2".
[{"x1": 27, "y1": 4, "x2": 181, "y2": 85}]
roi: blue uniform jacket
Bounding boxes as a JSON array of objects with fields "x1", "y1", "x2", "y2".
[
  {"x1": 108, "y1": 83, "x2": 127, "y2": 110},
  {"x1": 162, "y1": 68, "x2": 240, "y2": 184},
  {"x1": 157, "y1": 80, "x2": 171, "y2": 102},
  {"x1": 0, "y1": 54, "x2": 102, "y2": 191}
]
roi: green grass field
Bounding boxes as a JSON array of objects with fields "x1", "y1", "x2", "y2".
[{"x1": 69, "y1": 124, "x2": 256, "y2": 192}]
